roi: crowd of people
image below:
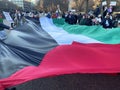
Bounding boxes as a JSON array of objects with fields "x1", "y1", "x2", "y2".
[
  {"x1": 62, "y1": 6, "x2": 119, "y2": 29},
  {"x1": 1, "y1": 5, "x2": 120, "y2": 29},
  {"x1": 0, "y1": 5, "x2": 120, "y2": 41},
  {"x1": 0, "y1": 12, "x2": 12, "y2": 40},
  {"x1": 0, "y1": 9, "x2": 42, "y2": 40}
]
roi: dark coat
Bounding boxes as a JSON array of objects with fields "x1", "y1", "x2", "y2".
[
  {"x1": 102, "y1": 18, "x2": 112, "y2": 28},
  {"x1": 85, "y1": 18, "x2": 92, "y2": 26},
  {"x1": 68, "y1": 14, "x2": 76, "y2": 25}
]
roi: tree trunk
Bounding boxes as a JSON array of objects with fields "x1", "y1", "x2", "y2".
[
  {"x1": 85, "y1": 0, "x2": 89, "y2": 13},
  {"x1": 68, "y1": 0, "x2": 73, "y2": 11},
  {"x1": 79, "y1": 0, "x2": 85, "y2": 11},
  {"x1": 100, "y1": 0, "x2": 103, "y2": 14},
  {"x1": 106, "y1": 0, "x2": 111, "y2": 8}
]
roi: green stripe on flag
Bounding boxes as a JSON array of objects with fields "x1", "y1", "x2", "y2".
[{"x1": 53, "y1": 18, "x2": 120, "y2": 44}]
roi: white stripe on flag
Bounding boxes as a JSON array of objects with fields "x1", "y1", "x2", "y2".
[{"x1": 40, "y1": 17, "x2": 102, "y2": 45}]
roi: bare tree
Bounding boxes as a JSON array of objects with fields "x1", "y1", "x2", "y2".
[
  {"x1": 100, "y1": 0, "x2": 103, "y2": 14},
  {"x1": 74, "y1": 0, "x2": 85, "y2": 11},
  {"x1": 106, "y1": 0, "x2": 111, "y2": 8},
  {"x1": 85, "y1": 0, "x2": 89, "y2": 13},
  {"x1": 36, "y1": 0, "x2": 68, "y2": 12}
]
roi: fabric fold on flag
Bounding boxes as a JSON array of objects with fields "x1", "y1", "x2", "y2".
[
  {"x1": 1, "y1": 42, "x2": 120, "y2": 90},
  {"x1": 0, "y1": 18, "x2": 58, "y2": 79}
]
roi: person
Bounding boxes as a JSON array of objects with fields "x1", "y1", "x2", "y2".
[
  {"x1": 108, "y1": 6, "x2": 113, "y2": 15},
  {"x1": 94, "y1": 6, "x2": 100, "y2": 17},
  {"x1": 85, "y1": 15, "x2": 92, "y2": 26},
  {"x1": 112, "y1": 15, "x2": 118, "y2": 28},
  {"x1": 46, "y1": 12, "x2": 51, "y2": 18},
  {"x1": 79, "y1": 15, "x2": 87, "y2": 25},
  {"x1": 0, "y1": 23, "x2": 12, "y2": 40},
  {"x1": 96, "y1": 15, "x2": 102, "y2": 25},
  {"x1": 103, "y1": 6, "x2": 108, "y2": 18},
  {"x1": 102, "y1": 15, "x2": 112, "y2": 29}
]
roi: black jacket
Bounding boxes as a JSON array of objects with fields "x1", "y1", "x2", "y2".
[
  {"x1": 102, "y1": 18, "x2": 112, "y2": 28},
  {"x1": 0, "y1": 23, "x2": 10, "y2": 31}
]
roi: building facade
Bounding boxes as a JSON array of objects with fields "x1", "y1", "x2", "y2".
[
  {"x1": 10, "y1": 0, "x2": 24, "y2": 9},
  {"x1": 9, "y1": 0, "x2": 38, "y2": 11}
]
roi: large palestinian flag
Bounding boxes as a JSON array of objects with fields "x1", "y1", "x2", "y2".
[{"x1": 0, "y1": 17, "x2": 120, "y2": 90}]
